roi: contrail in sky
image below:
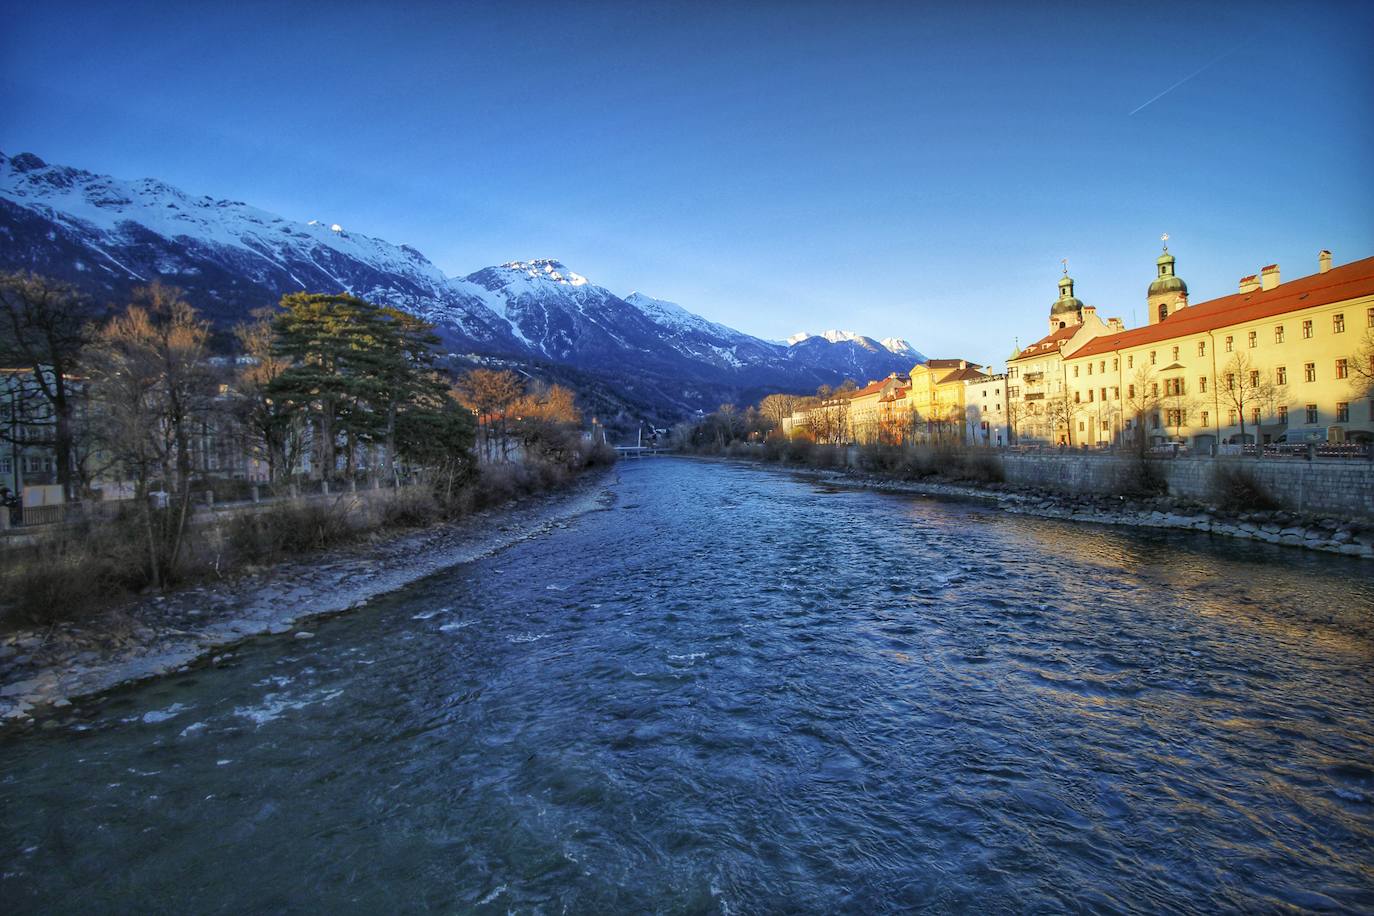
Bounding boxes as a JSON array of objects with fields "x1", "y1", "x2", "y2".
[{"x1": 1129, "y1": 49, "x2": 1235, "y2": 116}]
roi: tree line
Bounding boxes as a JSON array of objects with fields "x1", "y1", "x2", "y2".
[{"x1": 0, "y1": 273, "x2": 590, "y2": 585}]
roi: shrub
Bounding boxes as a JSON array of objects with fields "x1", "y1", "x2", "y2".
[
  {"x1": 0, "y1": 513, "x2": 153, "y2": 627},
  {"x1": 1210, "y1": 462, "x2": 1283, "y2": 512},
  {"x1": 1114, "y1": 457, "x2": 1169, "y2": 498}
]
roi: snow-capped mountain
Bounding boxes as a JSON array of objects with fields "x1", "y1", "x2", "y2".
[
  {"x1": 787, "y1": 330, "x2": 924, "y2": 360},
  {"x1": 0, "y1": 151, "x2": 924, "y2": 412}
]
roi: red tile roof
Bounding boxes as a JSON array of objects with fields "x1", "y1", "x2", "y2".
[
  {"x1": 1072, "y1": 255, "x2": 1374, "y2": 360},
  {"x1": 938, "y1": 366, "x2": 989, "y2": 384},
  {"x1": 1008, "y1": 324, "x2": 1078, "y2": 361}
]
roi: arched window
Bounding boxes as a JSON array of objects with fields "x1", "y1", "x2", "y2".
[
  {"x1": 1158, "y1": 303, "x2": 1169, "y2": 322},
  {"x1": 1058, "y1": 321, "x2": 1066, "y2": 329}
]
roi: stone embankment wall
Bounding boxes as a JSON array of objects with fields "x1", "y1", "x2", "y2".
[{"x1": 1000, "y1": 454, "x2": 1374, "y2": 519}]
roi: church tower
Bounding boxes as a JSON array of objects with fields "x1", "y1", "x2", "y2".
[
  {"x1": 1048, "y1": 264, "x2": 1085, "y2": 334},
  {"x1": 1147, "y1": 235, "x2": 1188, "y2": 324}
]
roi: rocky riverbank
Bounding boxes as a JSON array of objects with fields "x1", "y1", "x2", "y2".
[
  {"x1": 779, "y1": 465, "x2": 1374, "y2": 559},
  {"x1": 0, "y1": 469, "x2": 617, "y2": 725}
]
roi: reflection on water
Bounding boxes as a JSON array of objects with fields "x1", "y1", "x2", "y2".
[{"x1": 2, "y1": 459, "x2": 1372, "y2": 912}]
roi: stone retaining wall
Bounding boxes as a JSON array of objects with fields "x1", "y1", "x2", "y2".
[{"x1": 1000, "y1": 454, "x2": 1374, "y2": 519}]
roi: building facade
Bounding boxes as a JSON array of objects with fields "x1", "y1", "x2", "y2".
[{"x1": 1064, "y1": 250, "x2": 1374, "y2": 450}]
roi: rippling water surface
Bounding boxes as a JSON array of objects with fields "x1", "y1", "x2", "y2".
[{"x1": 3, "y1": 460, "x2": 1374, "y2": 912}]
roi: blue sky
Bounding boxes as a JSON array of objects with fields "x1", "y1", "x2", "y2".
[{"x1": 3, "y1": 0, "x2": 1372, "y2": 366}]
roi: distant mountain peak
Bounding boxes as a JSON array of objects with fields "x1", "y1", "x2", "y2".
[
  {"x1": 1, "y1": 149, "x2": 930, "y2": 414},
  {"x1": 498, "y1": 259, "x2": 588, "y2": 287}
]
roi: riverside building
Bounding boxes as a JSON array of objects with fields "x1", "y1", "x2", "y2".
[{"x1": 1063, "y1": 249, "x2": 1374, "y2": 449}]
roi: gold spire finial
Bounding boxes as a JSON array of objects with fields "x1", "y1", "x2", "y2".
[
  {"x1": 1061, "y1": 257, "x2": 1069, "y2": 276},
  {"x1": 1161, "y1": 232, "x2": 1170, "y2": 251}
]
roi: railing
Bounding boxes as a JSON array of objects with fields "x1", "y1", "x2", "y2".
[
  {"x1": 2, "y1": 475, "x2": 424, "y2": 535},
  {"x1": 1003, "y1": 442, "x2": 1373, "y2": 461}
]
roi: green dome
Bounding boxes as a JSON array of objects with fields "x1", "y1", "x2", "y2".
[
  {"x1": 1051, "y1": 273, "x2": 1083, "y2": 314},
  {"x1": 1148, "y1": 275, "x2": 1188, "y2": 297}
]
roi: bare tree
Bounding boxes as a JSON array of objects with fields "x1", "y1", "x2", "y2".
[
  {"x1": 758, "y1": 393, "x2": 800, "y2": 429},
  {"x1": 453, "y1": 369, "x2": 524, "y2": 462},
  {"x1": 0, "y1": 273, "x2": 103, "y2": 500},
  {"x1": 87, "y1": 285, "x2": 214, "y2": 586},
  {"x1": 1350, "y1": 328, "x2": 1374, "y2": 400},
  {"x1": 1216, "y1": 352, "x2": 1285, "y2": 447},
  {"x1": 232, "y1": 308, "x2": 307, "y2": 484},
  {"x1": 1122, "y1": 366, "x2": 1164, "y2": 454}
]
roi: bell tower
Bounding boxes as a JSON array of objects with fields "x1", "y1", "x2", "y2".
[
  {"x1": 1147, "y1": 234, "x2": 1188, "y2": 325},
  {"x1": 1048, "y1": 260, "x2": 1085, "y2": 334}
]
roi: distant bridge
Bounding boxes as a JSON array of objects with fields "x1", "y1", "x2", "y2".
[{"x1": 613, "y1": 446, "x2": 671, "y2": 458}]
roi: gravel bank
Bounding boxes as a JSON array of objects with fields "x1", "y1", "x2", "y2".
[{"x1": 0, "y1": 470, "x2": 617, "y2": 725}]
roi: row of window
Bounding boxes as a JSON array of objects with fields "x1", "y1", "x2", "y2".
[{"x1": 1068, "y1": 308, "x2": 1374, "y2": 376}]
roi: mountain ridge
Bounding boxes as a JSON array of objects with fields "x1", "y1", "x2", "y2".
[{"x1": 0, "y1": 150, "x2": 926, "y2": 416}]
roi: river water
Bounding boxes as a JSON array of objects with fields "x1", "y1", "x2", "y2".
[{"x1": 3, "y1": 459, "x2": 1373, "y2": 913}]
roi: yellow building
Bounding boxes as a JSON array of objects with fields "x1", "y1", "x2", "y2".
[
  {"x1": 781, "y1": 360, "x2": 990, "y2": 445},
  {"x1": 1005, "y1": 271, "x2": 1125, "y2": 445},
  {"x1": 906, "y1": 360, "x2": 987, "y2": 443},
  {"x1": 848, "y1": 373, "x2": 911, "y2": 444},
  {"x1": 1064, "y1": 249, "x2": 1374, "y2": 449}
]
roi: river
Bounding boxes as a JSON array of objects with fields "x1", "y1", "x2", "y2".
[{"x1": 3, "y1": 459, "x2": 1373, "y2": 912}]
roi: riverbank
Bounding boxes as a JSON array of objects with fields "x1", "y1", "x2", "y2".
[
  {"x1": 0, "y1": 468, "x2": 617, "y2": 725},
  {"x1": 699, "y1": 454, "x2": 1374, "y2": 560}
]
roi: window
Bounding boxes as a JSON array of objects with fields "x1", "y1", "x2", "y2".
[
  {"x1": 1197, "y1": 341, "x2": 1206, "y2": 357},
  {"x1": 1228, "y1": 409, "x2": 1238, "y2": 426},
  {"x1": 1074, "y1": 391, "x2": 1081, "y2": 403},
  {"x1": 1128, "y1": 384, "x2": 1136, "y2": 399},
  {"x1": 1274, "y1": 325, "x2": 1285, "y2": 344},
  {"x1": 1112, "y1": 358, "x2": 1119, "y2": 371},
  {"x1": 1368, "y1": 307, "x2": 1374, "y2": 328},
  {"x1": 1304, "y1": 362, "x2": 1316, "y2": 382},
  {"x1": 1127, "y1": 355, "x2": 1134, "y2": 369},
  {"x1": 1248, "y1": 331, "x2": 1257, "y2": 348},
  {"x1": 1166, "y1": 409, "x2": 1183, "y2": 427},
  {"x1": 1225, "y1": 336, "x2": 1234, "y2": 352},
  {"x1": 1150, "y1": 351, "x2": 1157, "y2": 365},
  {"x1": 0, "y1": 457, "x2": 9, "y2": 474},
  {"x1": 1100, "y1": 388, "x2": 1107, "y2": 401},
  {"x1": 1337, "y1": 402, "x2": 1349, "y2": 422},
  {"x1": 1151, "y1": 382, "x2": 1159, "y2": 397},
  {"x1": 1158, "y1": 304, "x2": 1168, "y2": 322},
  {"x1": 1099, "y1": 361, "x2": 1105, "y2": 373},
  {"x1": 1087, "y1": 389, "x2": 1094, "y2": 402},
  {"x1": 1277, "y1": 406, "x2": 1287, "y2": 424},
  {"x1": 1249, "y1": 407, "x2": 1260, "y2": 426},
  {"x1": 1276, "y1": 366, "x2": 1287, "y2": 385},
  {"x1": 1225, "y1": 373, "x2": 1236, "y2": 391},
  {"x1": 1073, "y1": 365, "x2": 1079, "y2": 378},
  {"x1": 1201, "y1": 410, "x2": 1209, "y2": 426},
  {"x1": 1198, "y1": 377, "x2": 1208, "y2": 393},
  {"x1": 1164, "y1": 378, "x2": 1185, "y2": 396},
  {"x1": 1087, "y1": 363, "x2": 1093, "y2": 376},
  {"x1": 1336, "y1": 358, "x2": 1348, "y2": 379},
  {"x1": 1078, "y1": 421, "x2": 1085, "y2": 432},
  {"x1": 1172, "y1": 346, "x2": 1180, "y2": 361},
  {"x1": 1249, "y1": 370, "x2": 1259, "y2": 388},
  {"x1": 1334, "y1": 313, "x2": 1345, "y2": 333},
  {"x1": 1150, "y1": 413, "x2": 1160, "y2": 429},
  {"x1": 1302, "y1": 319, "x2": 1312, "y2": 339},
  {"x1": 1305, "y1": 404, "x2": 1318, "y2": 424},
  {"x1": 1112, "y1": 386, "x2": 1119, "y2": 400}
]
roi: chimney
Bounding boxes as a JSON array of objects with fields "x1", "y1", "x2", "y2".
[
  {"x1": 1082, "y1": 305, "x2": 1097, "y2": 320},
  {"x1": 1239, "y1": 274, "x2": 1260, "y2": 293},
  {"x1": 1108, "y1": 317, "x2": 1124, "y2": 331},
  {"x1": 1319, "y1": 249, "x2": 1332, "y2": 274},
  {"x1": 1260, "y1": 264, "x2": 1280, "y2": 291}
]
